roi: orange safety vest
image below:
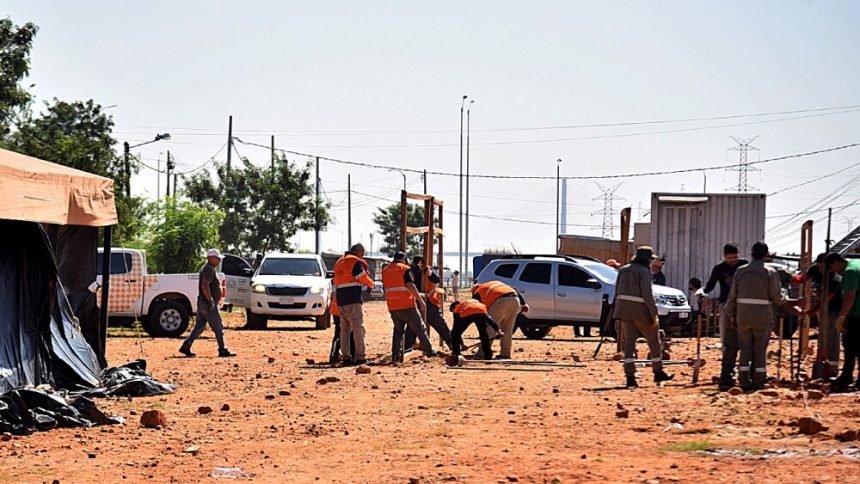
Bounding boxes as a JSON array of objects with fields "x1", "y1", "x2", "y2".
[
  {"x1": 454, "y1": 299, "x2": 488, "y2": 318},
  {"x1": 427, "y1": 277, "x2": 443, "y2": 307},
  {"x1": 330, "y1": 290, "x2": 340, "y2": 316},
  {"x1": 382, "y1": 262, "x2": 416, "y2": 311},
  {"x1": 472, "y1": 281, "x2": 516, "y2": 308},
  {"x1": 333, "y1": 254, "x2": 373, "y2": 289}
]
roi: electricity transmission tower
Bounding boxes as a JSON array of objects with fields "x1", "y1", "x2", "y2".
[
  {"x1": 593, "y1": 183, "x2": 623, "y2": 238},
  {"x1": 727, "y1": 136, "x2": 760, "y2": 192}
]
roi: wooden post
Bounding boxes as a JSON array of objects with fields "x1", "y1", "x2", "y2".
[
  {"x1": 619, "y1": 207, "x2": 631, "y2": 263},
  {"x1": 797, "y1": 220, "x2": 814, "y2": 382}
]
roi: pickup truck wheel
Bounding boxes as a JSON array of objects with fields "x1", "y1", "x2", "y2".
[
  {"x1": 520, "y1": 325, "x2": 553, "y2": 340},
  {"x1": 315, "y1": 310, "x2": 331, "y2": 330},
  {"x1": 244, "y1": 309, "x2": 268, "y2": 330},
  {"x1": 149, "y1": 300, "x2": 190, "y2": 338}
]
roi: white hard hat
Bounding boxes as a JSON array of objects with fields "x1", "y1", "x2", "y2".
[{"x1": 207, "y1": 248, "x2": 224, "y2": 259}]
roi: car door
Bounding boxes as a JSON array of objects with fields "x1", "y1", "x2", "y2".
[
  {"x1": 96, "y1": 250, "x2": 140, "y2": 316},
  {"x1": 221, "y1": 254, "x2": 253, "y2": 308},
  {"x1": 512, "y1": 262, "x2": 555, "y2": 321},
  {"x1": 555, "y1": 263, "x2": 604, "y2": 322}
]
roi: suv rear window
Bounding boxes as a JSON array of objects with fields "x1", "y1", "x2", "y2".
[
  {"x1": 494, "y1": 263, "x2": 518, "y2": 278},
  {"x1": 519, "y1": 263, "x2": 551, "y2": 284}
]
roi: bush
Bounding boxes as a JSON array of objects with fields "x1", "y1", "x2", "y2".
[{"x1": 140, "y1": 198, "x2": 223, "y2": 274}]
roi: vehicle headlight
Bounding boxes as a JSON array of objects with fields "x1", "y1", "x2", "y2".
[
  {"x1": 309, "y1": 286, "x2": 323, "y2": 295},
  {"x1": 654, "y1": 294, "x2": 670, "y2": 305},
  {"x1": 252, "y1": 284, "x2": 267, "y2": 294}
]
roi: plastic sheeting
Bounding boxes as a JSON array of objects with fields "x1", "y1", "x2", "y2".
[
  {"x1": 79, "y1": 359, "x2": 175, "y2": 398},
  {"x1": 0, "y1": 220, "x2": 102, "y2": 393},
  {"x1": 0, "y1": 387, "x2": 122, "y2": 435}
]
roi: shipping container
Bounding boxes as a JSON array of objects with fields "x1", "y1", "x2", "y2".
[
  {"x1": 648, "y1": 192, "x2": 766, "y2": 290},
  {"x1": 557, "y1": 234, "x2": 634, "y2": 263}
]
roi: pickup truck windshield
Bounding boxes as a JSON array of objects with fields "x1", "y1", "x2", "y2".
[{"x1": 259, "y1": 258, "x2": 322, "y2": 276}]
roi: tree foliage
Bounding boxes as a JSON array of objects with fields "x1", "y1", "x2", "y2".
[
  {"x1": 184, "y1": 155, "x2": 329, "y2": 256},
  {"x1": 372, "y1": 202, "x2": 425, "y2": 257},
  {"x1": 0, "y1": 17, "x2": 38, "y2": 135},
  {"x1": 139, "y1": 198, "x2": 224, "y2": 274}
]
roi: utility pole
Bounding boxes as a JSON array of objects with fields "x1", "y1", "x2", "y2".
[
  {"x1": 156, "y1": 152, "x2": 161, "y2": 199},
  {"x1": 465, "y1": 99, "x2": 474, "y2": 273},
  {"x1": 826, "y1": 207, "x2": 833, "y2": 252},
  {"x1": 555, "y1": 159, "x2": 561, "y2": 252},
  {"x1": 173, "y1": 174, "x2": 178, "y2": 196},
  {"x1": 458, "y1": 95, "x2": 467, "y2": 283},
  {"x1": 702, "y1": 170, "x2": 707, "y2": 193},
  {"x1": 727, "y1": 136, "x2": 760, "y2": 192},
  {"x1": 315, "y1": 157, "x2": 321, "y2": 254},
  {"x1": 270, "y1": 135, "x2": 275, "y2": 175},
  {"x1": 165, "y1": 151, "x2": 175, "y2": 198},
  {"x1": 423, "y1": 169, "x2": 427, "y2": 194},
  {"x1": 369, "y1": 233, "x2": 374, "y2": 257},
  {"x1": 593, "y1": 182, "x2": 623, "y2": 238},
  {"x1": 227, "y1": 115, "x2": 233, "y2": 171},
  {"x1": 123, "y1": 142, "x2": 131, "y2": 198},
  {"x1": 347, "y1": 174, "x2": 352, "y2": 248}
]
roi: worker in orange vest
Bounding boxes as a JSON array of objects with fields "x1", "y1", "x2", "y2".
[
  {"x1": 471, "y1": 281, "x2": 528, "y2": 359},
  {"x1": 450, "y1": 299, "x2": 499, "y2": 360},
  {"x1": 383, "y1": 252, "x2": 437, "y2": 363},
  {"x1": 328, "y1": 289, "x2": 355, "y2": 363},
  {"x1": 333, "y1": 243, "x2": 375, "y2": 365},
  {"x1": 404, "y1": 256, "x2": 453, "y2": 351}
]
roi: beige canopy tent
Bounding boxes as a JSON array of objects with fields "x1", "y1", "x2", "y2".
[
  {"x1": 0, "y1": 147, "x2": 118, "y2": 388},
  {"x1": 0, "y1": 147, "x2": 117, "y2": 226}
]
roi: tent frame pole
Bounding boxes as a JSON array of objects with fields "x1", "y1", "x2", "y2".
[{"x1": 98, "y1": 226, "x2": 112, "y2": 366}]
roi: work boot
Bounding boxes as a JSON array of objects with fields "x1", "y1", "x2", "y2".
[
  {"x1": 179, "y1": 347, "x2": 196, "y2": 358},
  {"x1": 626, "y1": 376, "x2": 638, "y2": 389},
  {"x1": 654, "y1": 371, "x2": 674, "y2": 383},
  {"x1": 218, "y1": 348, "x2": 237, "y2": 357}
]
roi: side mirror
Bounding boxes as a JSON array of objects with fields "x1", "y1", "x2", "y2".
[
  {"x1": 586, "y1": 278, "x2": 602, "y2": 289},
  {"x1": 241, "y1": 267, "x2": 254, "y2": 276},
  {"x1": 327, "y1": 271, "x2": 334, "y2": 279}
]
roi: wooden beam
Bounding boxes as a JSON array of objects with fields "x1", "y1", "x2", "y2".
[
  {"x1": 406, "y1": 226, "x2": 430, "y2": 235},
  {"x1": 405, "y1": 192, "x2": 434, "y2": 201}
]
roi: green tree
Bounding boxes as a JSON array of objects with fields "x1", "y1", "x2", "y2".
[
  {"x1": 0, "y1": 17, "x2": 38, "y2": 135},
  {"x1": 140, "y1": 198, "x2": 223, "y2": 274},
  {"x1": 372, "y1": 202, "x2": 425, "y2": 257},
  {"x1": 184, "y1": 154, "x2": 329, "y2": 255}
]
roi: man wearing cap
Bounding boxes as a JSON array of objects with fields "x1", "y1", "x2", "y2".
[
  {"x1": 613, "y1": 246, "x2": 673, "y2": 388},
  {"x1": 825, "y1": 253, "x2": 860, "y2": 390},
  {"x1": 651, "y1": 256, "x2": 667, "y2": 286},
  {"x1": 382, "y1": 251, "x2": 436, "y2": 362},
  {"x1": 333, "y1": 243, "x2": 375, "y2": 365},
  {"x1": 704, "y1": 243, "x2": 748, "y2": 391},
  {"x1": 179, "y1": 249, "x2": 236, "y2": 357},
  {"x1": 726, "y1": 242, "x2": 798, "y2": 392}
]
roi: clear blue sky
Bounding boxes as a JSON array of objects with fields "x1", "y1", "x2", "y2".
[{"x1": 6, "y1": 0, "x2": 860, "y2": 267}]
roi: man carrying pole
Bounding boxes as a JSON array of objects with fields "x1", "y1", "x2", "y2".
[{"x1": 614, "y1": 246, "x2": 673, "y2": 389}]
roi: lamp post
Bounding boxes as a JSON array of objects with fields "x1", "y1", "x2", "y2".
[
  {"x1": 465, "y1": 99, "x2": 474, "y2": 282},
  {"x1": 556, "y1": 158, "x2": 562, "y2": 253},
  {"x1": 388, "y1": 168, "x2": 407, "y2": 191},
  {"x1": 123, "y1": 133, "x2": 171, "y2": 197},
  {"x1": 458, "y1": 95, "x2": 467, "y2": 279}
]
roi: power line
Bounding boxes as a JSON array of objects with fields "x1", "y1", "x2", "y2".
[
  {"x1": 234, "y1": 137, "x2": 860, "y2": 181},
  {"x1": 115, "y1": 103, "x2": 860, "y2": 136},
  {"x1": 767, "y1": 160, "x2": 860, "y2": 197}
]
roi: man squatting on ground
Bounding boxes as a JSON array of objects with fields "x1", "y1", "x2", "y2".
[
  {"x1": 613, "y1": 245, "x2": 673, "y2": 388},
  {"x1": 333, "y1": 243, "x2": 375, "y2": 365},
  {"x1": 450, "y1": 299, "x2": 499, "y2": 360},
  {"x1": 703, "y1": 243, "x2": 748, "y2": 391},
  {"x1": 471, "y1": 280, "x2": 528, "y2": 359},
  {"x1": 726, "y1": 242, "x2": 799, "y2": 392},
  {"x1": 382, "y1": 251, "x2": 437, "y2": 363},
  {"x1": 180, "y1": 249, "x2": 236, "y2": 358}
]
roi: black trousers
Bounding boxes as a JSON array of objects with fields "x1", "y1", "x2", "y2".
[
  {"x1": 451, "y1": 315, "x2": 493, "y2": 360},
  {"x1": 839, "y1": 316, "x2": 860, "y2": 382},
  {"x1": 329, "y1": 315, "x2": 356, "y2": 363}
]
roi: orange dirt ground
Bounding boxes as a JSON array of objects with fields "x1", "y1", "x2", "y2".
[{"x1": 1, "y1": 301, "x2": 859, "y2": 483}]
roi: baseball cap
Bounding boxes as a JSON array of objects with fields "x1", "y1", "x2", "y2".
[{"x1": 207, "y1": 248, "x2": 224, "y2": 259}]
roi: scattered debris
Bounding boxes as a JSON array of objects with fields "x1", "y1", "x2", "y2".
[
  {"x1": 184, "y1": 445, "x2": 200, "y2": 455},
  {"x1": 835, "y1": 430, "x2": 858, "y2": 442},
  {"x1": 140, "y1": 410, "x2": 166, "y2": 428},
  {"x1": 797, "y1": 417, "x2": 825, "y2": 435},
  {"x1": 197, "y1": 406, "x2": 213, "y2": 415},
  {"x1": 267, "y1": 356, "x2": 276, "y2": 364},
  {"x1": 615, "y1": 409, "x2": 629, "y2": 418},
  {"x1": 278, "y1": 390, "x2": 290, "y2": 396},
  {"x1": 220, "y1": 404, "x2": 230, "y2": 412},
  {"x1": 212, "y1": 467, "x2": 248, "y2": 479},
  {"x1": 356, "y1": 365, "x2": 371, "y2": 375},
  {"x1": 806, "y1": 390, "x2": 825, "y2": 400},
  {"x1": 728, "y1": 387, "x2": 744, "y2": 396}
]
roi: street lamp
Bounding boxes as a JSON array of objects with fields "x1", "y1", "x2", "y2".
[
  {"x1": 123, "y1": 133, "x2": 171, "y2": 197},
  {"x1": 388, "y1": 168, "x2": 407, "y2": 191}
]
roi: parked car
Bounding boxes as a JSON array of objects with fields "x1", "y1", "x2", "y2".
[
  {"x1": 475, "y1": 255, "x2": 692, "y2": 339},
  {"x1": 245, "y1": 253, "x2": 332, "y2": 330},
  {"x1": 96, "y1": 248, "x2": 226, "y2": 338}
]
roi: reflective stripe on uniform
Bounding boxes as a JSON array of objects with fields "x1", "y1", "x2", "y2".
[
  {"x1": 738, "y1": 366, "x2": 750, "y2": 371},
  {"x1": 651, "y1": 357, "x2": 661, "y2": 362},
  {"x1": 738, "y1": 298, "x2": 770, "y2": 305},
  {"x1": 385, "y1": 287, "x2": 409, "y2": 292},
  {"x1": 617, "y1": 295, "x2": 646, "y2": 303},
  {"x1": 338, "y1": 282, "x2": 361, "y2": 288},
  {"x1": 355, "y1": 270, "x2": 368, "y2": 279},
  {"x1": 622, "y1": 359, "x2": 636, "y2": 363},
  {"x1": 755, "y1": 368, "x2": 767, "y2": 372}
]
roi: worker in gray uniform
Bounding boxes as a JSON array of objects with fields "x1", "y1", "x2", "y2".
[
  {"x1": 726, "y1": 242, "x2": 799, "y2": 392},
  {"x1": 613, "y1": 246, "x2": 674, "y2": 388}
]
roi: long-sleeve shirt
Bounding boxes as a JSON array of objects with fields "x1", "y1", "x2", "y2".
[
  {"x1": 613, "y1": 260, "x2": 658, "y2": 321},
  {"x1": 726, "y1": 259, "x2": 783, "y2": 324},
  {"x1": 704, "y1": 259, "x2": 749, "y2": 304}
]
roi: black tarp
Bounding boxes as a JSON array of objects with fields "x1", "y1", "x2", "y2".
[{"x1": 0, "y1": 220, "x2": 102, "y2": 393}]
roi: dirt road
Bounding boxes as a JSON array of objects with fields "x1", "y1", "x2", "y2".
[{"x1": 1, "y1": 301, "x2": 858, "y2": 483}]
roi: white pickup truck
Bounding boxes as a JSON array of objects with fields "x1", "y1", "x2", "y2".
[{"x1": 96, "y1": 248, "x2": 251, "y2": 337}]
